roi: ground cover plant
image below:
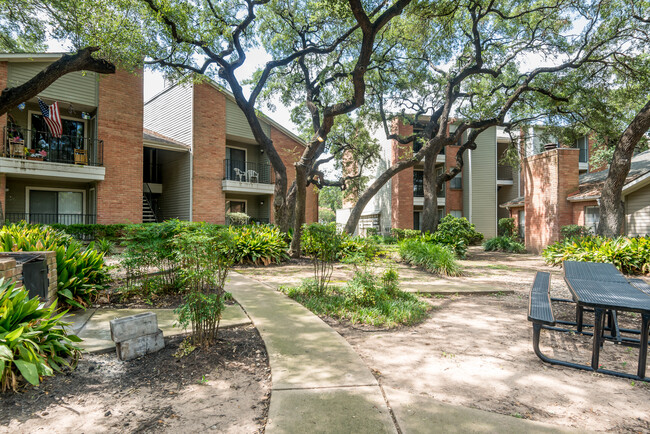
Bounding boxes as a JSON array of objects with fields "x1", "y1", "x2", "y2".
[
  {"x1": 483, "y1": 236, "x2": 526, "y2": 253},
  {"x1": 561, "y1": 224, "x2": 591, "y2": 239},
  {"x1": 280, "y1": 266, "x2": 430, "y2": 327},
  {"x1": 229, "y1": 224, "x2": 289, "y2": 265},
  {"x1": 0, "y1": 223, "x2": 109, "y2": 308},
  {"x1": 399, "y1": 238, "x2": 462, "y2": 277},
  {"x1": 0, "y1": 279, "x2": 81, "y2": 392}
]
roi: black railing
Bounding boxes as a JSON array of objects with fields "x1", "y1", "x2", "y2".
[
  {"x1": 497, "y1": 165, "x2": 513, "y2": 180},
  {"x1": 4, "y1": 213, "x2": 97, "y2": 225},
  {"x1": 3, "y1": 126, "x2": 103, "y2": 166},
  {"x1": 413, "y1": 183, "x2": 445, "y2": 198},
  {"x1": 223, "y1": 159, "x2": 274, "y2": 184},
  {"x1": 225, "y1": 215, "x2": 271, "y2": 225}
]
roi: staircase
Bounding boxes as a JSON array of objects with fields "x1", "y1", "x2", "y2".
[{"x1": 142, "y1": 194, "x2": 157, "y2": 223}]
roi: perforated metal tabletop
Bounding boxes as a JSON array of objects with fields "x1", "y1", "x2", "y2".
[
  {"x1": 565, "y1": 278, "x2": 650, "y2": 314},
  {"x1": 563, "y1": 260, "x2": 629, "y2": 283}
]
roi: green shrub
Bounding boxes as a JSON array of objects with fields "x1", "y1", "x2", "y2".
[
  {"x1": 302, "y1": 223, "x2": 379, "y2": 263},
  {"x1": 301, "y1": 223, "x2": 345, "y2": 292},
  {"x1": 424, "y1": 215, "x2": 484, "y2": 258},
  {"x1": 95, "y1": 238, "x2": 115, "y2": 255},
  {"x1": 561, "y1": 224, "x2": 591, "y2": 239},
  {"x1": 390, "y1": 228, "x2": 421, "y2": 240},
  {"x1": 483, "y1": 236, "x2": 526, "y2": 253},
  {"x1": 319, "y1": 208, "x2": 336, "y2": 224},
  {"x1": 498, "y1": 218, "x2": 516, "y2": 238},
  {"x1": 226, "y1": 212, "x2": 250, "y2": 226},
  {"x1": 48, "y1": 223, "x2": 128, "y2": 241},
  {"x1": 0, "y1": 223, "x2": 109, "y2": 309},
  {"x1": 229, "y1": 225, "x2": 289, "y2": 265},
  {"x1": 365, "y1": 227, "x2": 378, "y2": 236},
  {"x1": 542, "y1": 236, "x2": 650, "y2": 275},
  {"x1": 0, "y1": 279, "x2": 82, "y2": 392},
  {"x1": 399, "y1": 238, "x2": 461, "y2": 276}
]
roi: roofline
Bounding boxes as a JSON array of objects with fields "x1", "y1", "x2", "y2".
[
  {"x1": 623, "y1": 170, "x2": 650, "y2": 196},
  {"x1": 0, "y1": 52, "x2": 65, "y2": 62},
  {"x1": 143, "y1": 138, "x2": 190, "y2": 153},
  {"x1": 567, "y1": 195, "x2": 599, "y2": 202},
  {"x1": 500, "y1": 202, "x2": 524, "y2": 209}
]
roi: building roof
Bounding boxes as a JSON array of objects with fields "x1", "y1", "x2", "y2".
[
  {"x1": 500, "y1": 196, "x2": 524, "y2": 209},
  {"x1": 567, "y1": 149, "x2": 650, "y2": 201},
  {"x1": 0, "y1": 52, "x2": 66, "y2": 62},
  {"x1": 143, "y1": 128, "x2": 190, "y2": 151}
]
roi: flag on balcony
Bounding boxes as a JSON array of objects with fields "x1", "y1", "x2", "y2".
[{"x1": 38, "y1": 98, "x2": 63, "y2": 138}]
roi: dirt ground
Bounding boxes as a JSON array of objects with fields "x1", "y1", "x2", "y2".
[
  {"x1": 241, "y1": 247, "x2": 650, "y2": 432},
  {"x1": 0, "y1": 326, "x2": 271, "y2": 434}
]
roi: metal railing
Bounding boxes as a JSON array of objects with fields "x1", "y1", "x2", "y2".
[
  {"x1": 225, "y1": 215, "x2": 271, "y2": 225},
  {"x1": 3, "y1": 126, "x2": 103, "y2": 166},
  {"x1": 497, "y1": 165, "x2": 513, "y2": 180},
  {"x1": 223, "y1": 159, "x2": 274, "y2": 184},
  {"x1": 4, "y1": 213, "x2": 97, "y2": 225},
  {"x1": 413, "y1": 183, "x2": 445, "y2": 198}
]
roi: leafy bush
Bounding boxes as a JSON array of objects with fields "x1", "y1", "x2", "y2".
[
  {"x1": 280, "y1": 267, "x2": 430, "y2": 327},
  {"x1": 174, "y1": 228, "x2": 234, "y2": 346},
  {"x1": 0, "y1": 280, "x2": 82, "y2": 392},
  {"x1": 226, "y1": 212, "x2": 250, "y2": 226},
  {"x1": 319, "y1": 208, "x2": 336, "y2": 224},
  {"x1": 94, "y1": 238, "x2": 115, "y2": 255},
  {"x1": 301, "y1": 223, "x2": 345, "y2": 292},
  {"x1": 229, "y1": 225, "x2": 289, "y2": 265},
  {"x1": 542, "y1": 236, "x2": 650, "y2": 275},
  {"x1": 483, "y1": 236, "x2": 526, "y2": 253},
  {"x1": 399, "y1": 238, "x2": 461, "y2": 276},
  {"x1": 390, "y1": 228, "x2": 421, "y2": 240},
  {"x1": 561, "y1": 224, "x2": 591, "y2": 239},
  {"x1": 423, "y1": 215, "x2": 484, "y2": 258},
  {"x1": 0, "y1": 223, "x2": 109, "y2": 309},
  {"x1": 498, "y1": 218, "x2": 516, "y2": 238},
  {"x1": 365, "y1": 227, "x2": 378, "y2": 236},
  {"x1": 48, "y1": 223, "x2": 128, "y2": 241}
]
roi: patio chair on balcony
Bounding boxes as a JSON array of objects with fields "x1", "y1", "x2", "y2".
[
  {"x1": 9, "y1": 142, "x2": 25, "y2": 159},
  {"x1": 233, "y1": 167, "x2": 246, "y2": 182},
  {"x1": 247, "y1": 169, "x2": 259, "y2": 183},
  {"x1": 74, "y1": 149, "x2": 88, "y2": 165}
]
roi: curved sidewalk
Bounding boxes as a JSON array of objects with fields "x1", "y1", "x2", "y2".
[{"x1": 226, "y1": 272, "x2": 396, "y2": 434}]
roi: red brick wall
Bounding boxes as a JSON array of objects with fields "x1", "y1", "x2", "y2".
[
  {"x1": 96, "y1": 69, "x2": 143, "y2": 224},
  {"x1": 0, "y1": 62, "x2": 6, "y2": 137},
  {"x1": 192, "y1": 84, "x2": 226, "y2": 223},
  {"x1": 271, "y1": 126, "x2": 318, "y2": 224},
  {"x1": 571, "y1": 200, "x2": 598, "y2": 226},
  {"x1": 523, "y1": 148, "x2": 579, "y2": 253},
  {"x1": 391, "y1": 119, "x2": 414, "y2": 228},
  {"x1": 445, "y1": 145, "x2": 463, "y2": 214}
]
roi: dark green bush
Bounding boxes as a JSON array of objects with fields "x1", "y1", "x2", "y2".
[
  {"x1": 542, "y1": 236, "x2": 650, "y2": 275},
  {"x1": 390, "y1": 228, "x2": 421, "y2": 240},
  {"x1": 483, "y1": 236, "x2": 526, "y2": 253},
  {"x1": 561, "y1": 224, "x2": 591, "y2": 239},
  {"x1": 498, "y1": 218, "x2": 516, "y2": 238},
  {"x1": 229, "y1": 224, "x2": 289, "y2": 265},
  {"x1": 301, "y1": 223, "x2": 345, "y2": 291},
  {"x1": 0, "y1": 223, "x2": 109, "y2": 309},
  {"x1": 0, "y1": 279, "x2": 82, "y2": 392},
  {"x1": 48, "y1": 223, "x2": 128, "y2": 241},
  {"x1": 302, "y1": 223, "x2": 378, "y2": 262},
  {"x1": 399, "y1": 238, "x2": 461, "y2": 276}
]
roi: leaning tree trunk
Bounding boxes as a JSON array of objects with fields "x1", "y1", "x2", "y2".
[
  {"x1": 598, "y1": 99, "x2": 650, "y2": 237},
  {"x1": 420, "y1": 146, "x2": 440, "y2": 233}
]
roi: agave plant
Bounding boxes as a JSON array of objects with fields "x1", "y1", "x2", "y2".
[{"x1": 0, "y1": 279, "x2": 82, "y2": 392}]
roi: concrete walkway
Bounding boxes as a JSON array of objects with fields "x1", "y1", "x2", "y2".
[{"x1": 227, "y1": 272, "x2": 576, "y2": 434}]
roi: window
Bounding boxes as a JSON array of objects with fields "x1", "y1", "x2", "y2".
[
  {"x1": 413, "y1": 171, "x2": 424, "y2": 197},
  {"x1": 518, "y1": 210, "x2": 525, "y2": 239},
  {"x1": 437, "y1": 207, "x2": 445, "y2": 221},
  {"x1": 449, "y1": 210, "x2": 462, "y2": 218},
  {"x1": 585, "y1": 206, "x2": 600, "y2": 234},
  {"x1": 450, "y1": 173, "x2": 462, "y2": 189},
  {"x1": 577, "y1": 136, "x2": 588, "y2": 163},
  {"x1": 28, "y1": 189, "x2": 84, "y2": 225},
  {"x1": 30, "y1": 114, "x2": 85, "y2": 163},
  {"x1": 436, "y1": 167, "x2": 445, "y2": 198},
  {"x1": 413, "y1": 211, "x2": 420, "y2": 231},
  {"x1": 227, "y1": 200, "x2": 246, "y2": 214}
]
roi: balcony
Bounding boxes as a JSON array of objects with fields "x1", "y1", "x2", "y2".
[
  {"x1": 413, "y1": 180, "x2": 445, "y2": 207},
  {"x1": 222, "y1": 159, "x2": 275, "y2": 194},
  {"x1": 1, "y1": 126, "x2": 105, "y2": 181},
  {"x1": 497, "y1": 165, "x2": 514, "y2": 185},
  {"x1": 225, "y1": 216, "x2": 270, "y2": 225},
  {"x1": 4, "y1": 213, "x2": 97, "y2": 225}
]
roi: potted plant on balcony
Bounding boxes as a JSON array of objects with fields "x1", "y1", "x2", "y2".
[{"x1": 26, "y1": 148, "x2": 44, "y2": 161}]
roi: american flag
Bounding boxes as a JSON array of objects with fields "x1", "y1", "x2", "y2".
[{"x1": 38, "y1": 98, "x2": 63, "y2": 138}]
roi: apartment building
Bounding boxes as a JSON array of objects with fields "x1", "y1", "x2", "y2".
[
  {"x1": 143, "y1": 81, "x2": 318, "y2": 225},
  {"x1": 0, "y1": 53, "x2": 142, "y2": 225},
  {"x1": 337, "y1": 120, "x2": 522, "y2": 238},
  {"x1": 1, "y1": 53, "x2": 317, "y2": 226}
]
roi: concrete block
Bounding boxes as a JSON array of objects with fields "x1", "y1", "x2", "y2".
[
  {"x1": 109, "y1": 312, "x2": 159, "y2": 343},
  {"x1": 115, "y1": 329, "x2": 164, "y2": 361}
]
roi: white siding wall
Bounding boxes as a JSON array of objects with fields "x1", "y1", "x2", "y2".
[
  {"x1": 144, "y1": 85, "x2": 193, "y2": 146},
  {"x1": 625, "y1": 186, "x2": 650, "y2": 236},
  {"x1": 468, "y1": 127, "x2": 497, "y2": 238},
  {"x1": 225, "y1": 99, "x2": 271, "y2": 142},
  {"x1": 8, "y1": 62, "x2": 98, "y2": 107},
  {"x1": 159, "y1": 151, "x2": 191, "y2": 220}
]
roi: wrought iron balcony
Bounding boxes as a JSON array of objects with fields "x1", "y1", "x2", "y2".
[
  {"x1": 413, "y1": 182, "x2": 445, "y2": 198},
  {"x1": 223, "y1": 159, "x2": 274, "y2": 184},
  {"x1": 4, "y1": 213, "x2": 97, "y2": 225},
  {"x1": 497, "y1": 165, "x2": 514, "y2": 181},
  {"x1": 3, "y1": 126, "x2": 103, "y2": 166}
]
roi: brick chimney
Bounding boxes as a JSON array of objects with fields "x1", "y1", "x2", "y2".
[{"x1": 523, "y1": 148, "x2": 580, "y2": 253}]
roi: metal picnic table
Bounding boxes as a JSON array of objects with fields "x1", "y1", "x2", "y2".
[{"x1": 563, "y1": 261, "x2": 650, "y2": 380}]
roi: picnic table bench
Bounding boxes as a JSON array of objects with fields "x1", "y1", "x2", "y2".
[{"x1": 527, "y1": 263, "x2": 650, "y2": 382}]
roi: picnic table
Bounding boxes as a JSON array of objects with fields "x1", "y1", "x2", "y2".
[{"x1": 528, "y1": 261, "x2": 650, "y2": 381}]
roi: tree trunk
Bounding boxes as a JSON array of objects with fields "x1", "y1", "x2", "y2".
[
  {"x1": 289, "y1": 163, "x2": 308, "y2": 257},
  {"x1": 420, "y1": 146, "x2": 440, "y2": 233},
  {"x1": 598, "y1": 99, "x2": 650, "y2": 237},
  {"x1": 0, "y1": 47, "x2": 115, "y2": 116}
]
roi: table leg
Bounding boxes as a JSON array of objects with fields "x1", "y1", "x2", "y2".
[
  {"x1": 576, "y1": 306, "x2": 584, "y2": 332},
  {"x1": 638, "y1": 314, "x2": 649, "y2": 379},
  {"x1": 592, "y1": 308, "x2": 604, "y2": 371}
]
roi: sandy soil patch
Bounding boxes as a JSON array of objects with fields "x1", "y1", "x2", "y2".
[{"x1": 1, "y1": 326, "x2": 271, "y2": 434}]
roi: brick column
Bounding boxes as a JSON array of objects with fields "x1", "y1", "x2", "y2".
[
  {"x1": 96, "y1": 69, "x2": 144, "y2": 224},
  {"x1": 192, "y1": 84, "x2": 226, "y2": 223},
  {"x1": 523, "y1": 148, "x2": 579, "y2": 253},
  {"x1": 445, "y1": 145, "x2": 463, "y2": 214},
  {"x1": 391, "y1": 119, "x2": 414, "y2": 229}
]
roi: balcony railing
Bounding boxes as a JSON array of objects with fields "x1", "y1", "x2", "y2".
[
  {"x1": 497, "y1": 165, "x2": 513, "y2": 181},
  {"x1": 413, "y1": 183, "x2": 445, "y2": 198},
  {"x1": 225, "y1": 215, "x2": 271, "y2": 225},
  {"x1": 4, "y1": 213, "x2": 97, "y2": 225},
  {"x1": 3, "y1": 126, "x2": 103, "y2": 166},
  {"x1": 223, "y1": 159, "x2": 274, "y2": 184}
]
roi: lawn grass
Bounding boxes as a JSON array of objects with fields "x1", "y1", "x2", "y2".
[{"x1": 279, "y1": 282, "x2": 431, "y2": 328}]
